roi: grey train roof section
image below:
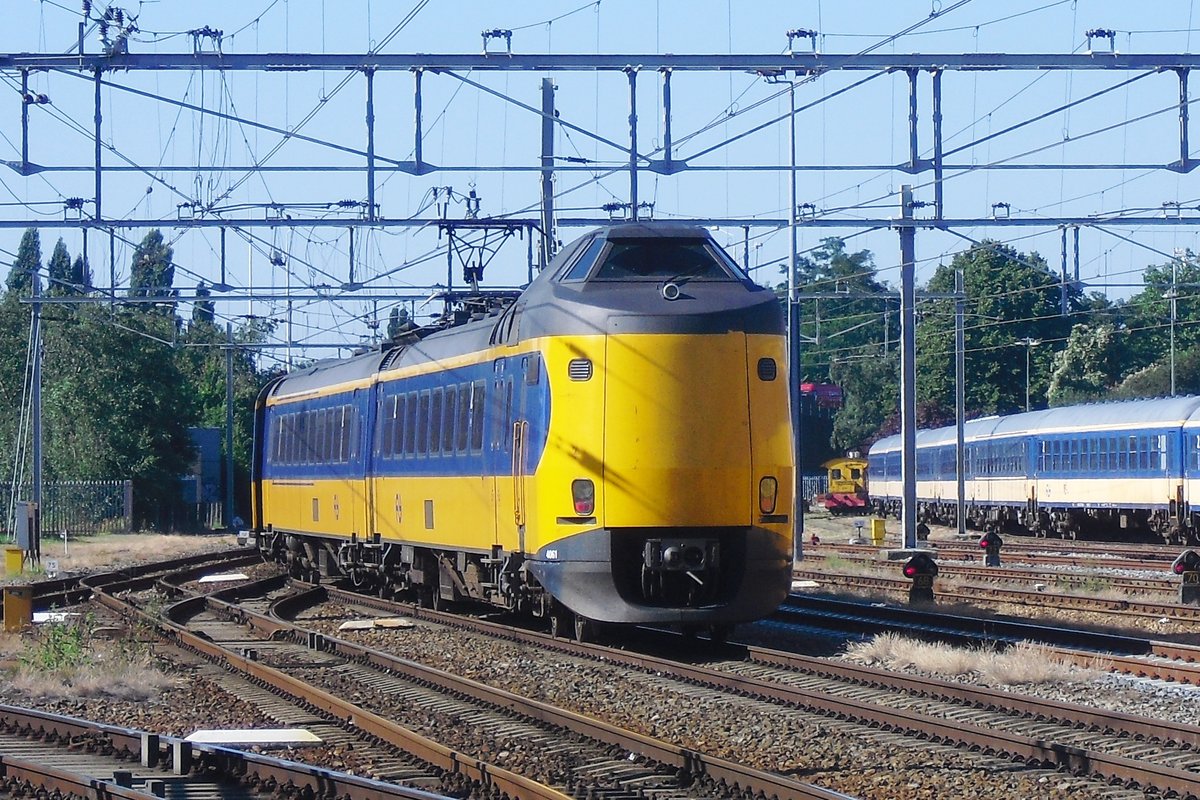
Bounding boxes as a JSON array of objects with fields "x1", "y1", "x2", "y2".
[
  {"x1": 270, "y1": 222, "x2": 784, "y2": 398},
  {"x1": 870, "y1": 395, "x2": 1200, "y2": 455}
]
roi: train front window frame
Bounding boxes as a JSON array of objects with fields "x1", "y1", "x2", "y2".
[{"x1": 570, "y1": 237, "x2": 744, "y2": 283}]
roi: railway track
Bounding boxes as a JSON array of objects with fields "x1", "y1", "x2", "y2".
[
  {"x1": 792, "y1": 567, "x2": 1200, "y2": 621},
  {"x1": 779, "y1": 593, "x2": 1200, "y2": 683},
  {"x1": 86, "y1": 562, "x2": 847, "y2": 800},
  {"x1": 804, "y1": 539, "x2": 1179, "y2": 573},
  {"x1": 293, "y1": 584, "x2": 1193, "y2": 799},
  {"x1": 12, "y1": 548, "x2": 1200, "y2": 797},
  {"x1": 804, "y1": 515, "x2": 1189, "y2": 563},
  {"x1": 801, "y1": 548, "x2": 1179, "y2": 594},
  {"x1": 0, "y1": 704, "x2": 443, "y2": 800}
]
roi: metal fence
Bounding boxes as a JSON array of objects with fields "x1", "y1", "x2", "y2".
[
  {"x1": 801, "y1": 474, "x2": 829, "y2": 503},
  {"x1": 3, "y1": 480, "x2": 132, "y2": 539}
]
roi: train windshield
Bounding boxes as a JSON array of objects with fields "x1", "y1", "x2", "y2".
[{"x1": 564, "y1": 237, "x2": 748, "y2": 283}]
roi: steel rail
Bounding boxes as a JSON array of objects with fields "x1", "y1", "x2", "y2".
[
  {"x1": 87, "y1": 582, "x2": 583, "y2": 800},
  {"x1": 0, "y1": 704, "x2": 455, "y2": 800},
  {"x1": 790, "y1": 570, "x2": 1200, "y2": 621},
  {"x1": 800, "y1": 550, "x2": 1176, "y2": 593},
  {"x1": 777, "y1": 594, "x2": 1200, "y2": 682},
  {"x1": 240, "y1": 583, "x2": 849, "y2": 800},
  {"x1": 0, "y1": 754, "x2": 162, "y2": 800},
  {"x1": 0, "y1": 548, "x2": 258, "y2": 621},
  {"x1": 305, "y1": 584, "x2": 1200, "y2": 798}
]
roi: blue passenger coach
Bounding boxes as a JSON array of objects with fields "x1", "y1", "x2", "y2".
[{"x1": 868, "y1": 396, "x2": 1200, "y2": 544}]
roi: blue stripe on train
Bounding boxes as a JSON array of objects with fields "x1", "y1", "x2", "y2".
[{"x1": 261, "y1": 355, "x2": 551, "y2": 481}]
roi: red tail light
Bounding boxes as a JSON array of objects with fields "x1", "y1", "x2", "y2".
[
  {"x1": 759, "y1": 477, "x2": 778, "y2": 514},
  {"x1": 571, "y1": 479, "x2": 595, "y2": 515}
]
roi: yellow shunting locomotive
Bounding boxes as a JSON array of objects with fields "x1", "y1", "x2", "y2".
[{"x1": 251, "y1": 223, "x2": 794, "y2": 639}]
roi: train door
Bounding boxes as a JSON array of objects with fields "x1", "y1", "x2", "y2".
[
  {"x1": 513, "y1": 418, "x2": 529, "y2": 554},
  {"x1": 1162, "y1": 430, "x2": 1183, "y2": 528},
  {"x1": 490, "y1": 361, "x2": 520, "y2": 553},
  {"x1": 355, "y1": 386, "x2": 375, "y2": 540}
]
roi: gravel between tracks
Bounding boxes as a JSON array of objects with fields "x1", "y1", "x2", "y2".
[{"x1": 298, "y1": 603, "x2": 1156, "y2": 800}]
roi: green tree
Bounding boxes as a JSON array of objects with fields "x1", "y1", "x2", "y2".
[
  {"x1": 1046, "y1": 322, "x2": 1124, "y2": 406},
  {"x1": 1114, "y1": 346, "x2": 1200, "y2": 398},
  {"x1": 129, "y1": 229, "x2": 175, "y2": 311},
  {"x1": 7, "y1": 228, "x2": 41, "y2": 296},
  {"x1": 829, "y1": 354, "x2": 899, "y2": 452},
  {"x1": 175, "y1": 316, "x2": 275, "y2": 519},
  {"x1": 918, "y1": 241, "x2": 1079, "y2": 415},
  {"x1": 785, "y1": 238, "x2": 894, "y2": 383},
  {"x1": 46, "y1": 238, "x2": 72, "y2": 298},
  {"x1": 192, "y1": 282, "x2": 215, "y2": 325},
  {"x1": 41, "y1": 305, "x2": 195, "y2": 528},
  {"x1": 69, "y1": 255, "x2": 91, "y2": 296},
  {"x1": 1117, "y1": 252, "x2": 1200, "y2": 381}
]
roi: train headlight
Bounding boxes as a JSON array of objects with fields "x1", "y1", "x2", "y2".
[
  {"x1": 571, "y1": 479, "x2": 595, "y2": 515},
  {"x1": 759, "y1": 476, "x2": 778, "y2": 514}
]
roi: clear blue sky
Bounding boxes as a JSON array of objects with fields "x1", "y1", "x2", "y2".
[{"x1": 3, "y1": 1, "x2": 1200, "y2": 363}]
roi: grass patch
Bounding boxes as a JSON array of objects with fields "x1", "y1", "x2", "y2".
[
  {"x1": 844, "y1": 632, "x2": 1099, "y2": 685},
  {"x1": 3, "y1": 613, "x2": 177, "y2": 701}
]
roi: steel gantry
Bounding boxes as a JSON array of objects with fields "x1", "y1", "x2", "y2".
[{"x1": 8, "y1": 43, "x2": 1200, "y2": 552}]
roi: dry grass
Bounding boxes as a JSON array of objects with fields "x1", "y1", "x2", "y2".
[
  {"x1": 845, "y1": 632, "x2": 1100, "y2": 685},
  {"x1": 3, "y1": 533, "x2": 236, "y2": 582},
  {"x1": 0, "y1": 615, "x2": 179, "y2": 701},
  {"x1": 9, "y1": 657, "x2": 178, "y2": 700}
]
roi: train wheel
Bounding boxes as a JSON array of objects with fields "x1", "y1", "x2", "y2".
[{"x1": 708, "y1": 624, "x2": 732, "y2": 644}]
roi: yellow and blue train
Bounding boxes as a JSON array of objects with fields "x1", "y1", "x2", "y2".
[{"x1": 251, "y1": 223, "x2": 794, "y2": 639}]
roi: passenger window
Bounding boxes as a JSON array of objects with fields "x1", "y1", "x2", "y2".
[
  {"x1": 393, "y1": 395, "x2": 406, "y2": 457},
  {"x1": 471, "y1": 382, "x2": 486, "y2": 452},
  {"x1": 404, "y1": 392, "x2": 418, "y2": 455},
  {"x1": 381, "y1": 399, "x2": 394, "y2": 457},
  {"x1": 417, "y1": 392, "x2": 430, "y2": 455},
  {"x1": 430, "y1": 389, "x2": 444, "y2": 456},
  {"x1": 456, "y1": 385, "x2": 470, "y2": 452},
  {"x1": 442, "y1": 388, "x2": 457, "y2": 453},
  {"x1": 296, "y1": 413, "x2": 309, "y2": 465}
]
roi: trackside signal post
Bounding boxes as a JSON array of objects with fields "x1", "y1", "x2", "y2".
[
  {"x1": 980, "y1": 527, "x2": 1003, "y2": 567},
  {"x1": 903, "y1": 553, "x2": 937, "y2": 605},
  {"x1": 1174, "y1": 550, "x2": 1200, "y2": 605}
]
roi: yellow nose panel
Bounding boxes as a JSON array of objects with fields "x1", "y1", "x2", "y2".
[{"x1": 603, "y1": 332, "x2": 750, "y2": 527}]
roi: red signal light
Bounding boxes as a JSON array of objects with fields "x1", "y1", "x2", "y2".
[
  {"x1": 902, "y1": 553, "x2": 938, "y2": 579},
  {"x1": 1172, "y1": 550, "x2": 1200, "y2": 574},
  {"x1": 979, "y1": 538, "x2": 989, "y2": 549}
]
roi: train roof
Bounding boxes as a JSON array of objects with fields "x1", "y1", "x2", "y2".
[
  {"x1": 267, "y1": 348, "x2": 387, "y2": 399},
  {"x1": 868, "y1": 395, "x2": 1200, "y2": 455},
  {"x1": 266, "y1": 221, "x2": 782, "y2": 399}
]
